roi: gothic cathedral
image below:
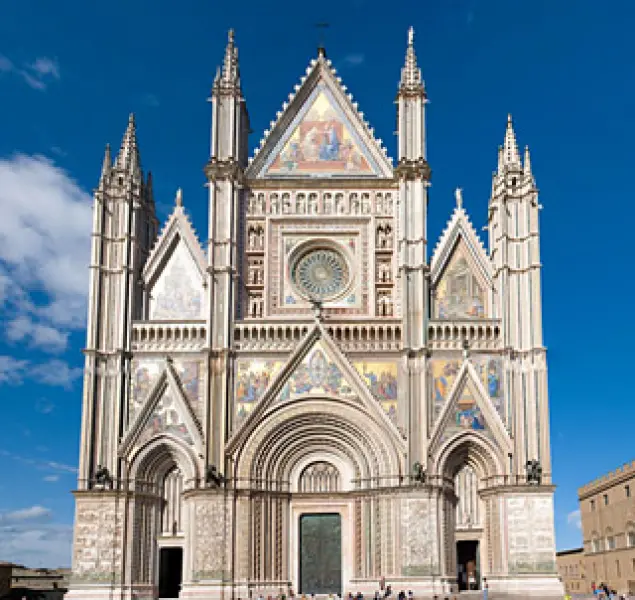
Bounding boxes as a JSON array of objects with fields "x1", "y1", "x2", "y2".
[{"x1": 67, "y1": 30, "x2": 563, "y2": 600}]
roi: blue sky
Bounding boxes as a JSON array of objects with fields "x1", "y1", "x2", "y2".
[{"x1": 0, "y1": 0, "x2": 633, "y2": 567}]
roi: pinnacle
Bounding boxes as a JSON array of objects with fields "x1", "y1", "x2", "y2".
[
  {"x1": 218, "y1": 27, "x2": 240, "y2": 89},
  {"x1": 114, "y1": 113, "x2": 141, "y2": 176},
  {"x1": 501, "y1": 113, "x2": 521, "y2": 170},
  {"x1": 399, "y1": 25, "x2": 424, "y2": 94}
]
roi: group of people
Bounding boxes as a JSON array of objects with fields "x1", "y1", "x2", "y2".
[
  {"x1": 254, "y1": 581, "x2": 491, "y2": 600},
  {"x1": 584, "y1": 581, "x2": 630, "y2": 599}
]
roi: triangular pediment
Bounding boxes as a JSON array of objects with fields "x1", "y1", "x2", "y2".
[
  {"x1": 431, "y1": 207, "x2": 492, "y2": 319},
  {"x1": 227, "y1": 323, "x2": 404, "y2": 453},
  {"x1": 276, "y1": 340, "x2": 361, "y2": 403},
  {"x1": 143, "y1": 195, "x2": 207, "y2": 321},
  {"x1": 431, "y1": 354, "x2": 507, "y2": 427},
  {"x1": 120, "y1": 360, "x2": 203, "y2": 456},
  {"x1": 430, "y1": 360, "x2": 511, "y2": 454},
  {"x1": 246, "y1": 55, "x2": 393, "y2": 179}
]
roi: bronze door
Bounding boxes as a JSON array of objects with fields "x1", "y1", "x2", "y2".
[{"x1": 299, "y1": 513, "x2": 342, "y2": 595}]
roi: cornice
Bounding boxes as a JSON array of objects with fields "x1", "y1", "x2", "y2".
[{"x1": 479, "y1": 483, "x2": 556, "y2": 498}]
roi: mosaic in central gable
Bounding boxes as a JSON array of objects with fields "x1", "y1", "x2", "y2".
[
  {"x1": 277, "y1": 343, "x2": 358, "y2": 402},
  {"x1": 353, "y1": 360, "x2": 398, "y2": 424},
  {"x1": 265, "y1": 87, "x2": 375, "y2": 177}
]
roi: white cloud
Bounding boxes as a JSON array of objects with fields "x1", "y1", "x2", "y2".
[
  {"x1": 0, "y1": 356, "x2": 29, "y2": 384},
  {"x1": 0, "y1": 356, "x2": 82, "y2": 388},
  {"x1": 567, "y1": 509, "x2": 581, "y2": 529},
  {"x1": 30, "y1": 57, "x2": 60, "y2": 80},
  {"x1": 0, "y1": 521, "x2": 72, "y2": 568},
  {"x1": 0, "y1": 55, "x2": 60, "y2": 90},
  {"x1": 0, "y1": 154, "x2": 92, "y2": 350},
  {"x1": 3, "y1": 505, "x2": 52, "y2": 521},
  {"x1": 0, "y1": 449, "x2": 78, "y2": 475},
  {"x1": 7, "y1": 315, "x2": 69, "y2": 352},
  {"x1": 43, "y1": 475, "x2": 60, "y2": 483},
  {"x1": 343, "y1": 53, "x2": 365, "y2": 67}
]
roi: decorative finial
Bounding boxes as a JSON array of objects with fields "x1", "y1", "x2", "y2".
[
  {"x1": 175, "y1": 188, "x2": 183, "y2": 207},
  {"x1": 507, "y1": 113, "x2": 513, "y2": 125},
  {"x1": 455, "y1": 187, "x2": 463, "y2": 209},
  {"x1": 408, "y1": 26, "x2": 414, "y2": 47},
  {"x1": 462, "y1": 338, "x2": 470, "y2": 359},
  {"x1": 228, "y1": 28, "x2": 234, "y2": 43}
]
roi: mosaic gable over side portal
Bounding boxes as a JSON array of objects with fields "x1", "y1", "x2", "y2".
[{"x1": 262, "y1": 85, "x2": 380, "y2": 178}]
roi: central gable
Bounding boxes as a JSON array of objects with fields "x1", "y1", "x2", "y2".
[
  {"x1": 247, "y1": 54, "x2": 393, "y2": 179},
  {"x1": 263, "y1": 85, "x2": 377, "y2": 178}
]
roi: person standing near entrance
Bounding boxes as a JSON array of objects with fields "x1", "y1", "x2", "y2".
[{"x1": 482, "y1": 578, "x2": 488, "y2": 600}]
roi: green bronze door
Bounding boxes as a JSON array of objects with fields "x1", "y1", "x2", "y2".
[{"x1": 299, "y1": 514, "x2": 342, "y2": 595}]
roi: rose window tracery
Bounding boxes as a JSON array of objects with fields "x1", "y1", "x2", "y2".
[{"x1": 291, "y1": 247, "x2": 350, "y2": 301}]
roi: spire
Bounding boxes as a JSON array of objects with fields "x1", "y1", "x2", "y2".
[
  {"x1": 175, "y1": 187, "x2": 183, "y2": 207},
  {"x1": 115, "y1": 113, "x2": 142, "y2": 177},
  {"x1": 99, "y1": 143, "x2": 112, "y2": 185},
  {"x1": 523, "y1": 145, "x2": 532, "y2": 175},
  {"x1": 399, "y1": 26, "x2": 424, "y2": 94},
  {"x1": 219, "y1": 29, "x2": 240, "y2": 89},
  {"x1": 500, "y1": 113, "x2": 521, "y2": 170},
  {"x1": 454, "y1": 187, "x2": 463, "y2": 209}
]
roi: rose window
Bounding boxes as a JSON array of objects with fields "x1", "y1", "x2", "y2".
[{"x1": 291, "y1": 247, "x2": 350, "y2": 301}]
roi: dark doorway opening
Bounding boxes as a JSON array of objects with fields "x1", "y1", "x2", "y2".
[
  {"x1": 159, "y1": 547, "x2": 183, "y2": 598},
  {"x1": 299, "y1": 513, "x2": 342, "y2": 595},
  {"x1": 456, "y1": 540, "x2": 480, "y2": 591}
]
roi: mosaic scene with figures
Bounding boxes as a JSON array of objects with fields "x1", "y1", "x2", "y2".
[
  {"x1": 434, "y1": 241, "x2": 486, "y2": 319},
  {"x1": 68, "y1": 27, "x2": 562, "y2": 600},
  {"x1": 265, "y1": 87, "x2": 375, "y2": 177}
]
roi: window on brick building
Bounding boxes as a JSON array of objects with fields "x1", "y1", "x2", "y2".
[
  {"x1": 626, "y1": 484, "x2": 631, "y2": 498},
  {"x1": 603, "y1": 493, "x2": 609, "y2": 505},
  {"x1": 617, "y1": 560, "x2": 621, "y2": 578},
  {"x1": 591, "y1": 499, "x2": 596, "y2": 511},
  {"x1": 606, "y1": 535, "x2": 615, "y2": 551},
  {"x1": 628, "y1": 530, "x2": 635, "y2": 548}
]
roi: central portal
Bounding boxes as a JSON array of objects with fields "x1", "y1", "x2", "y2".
[{"x1": 299, "y1": 513, "x2": 342, "y2": 595}]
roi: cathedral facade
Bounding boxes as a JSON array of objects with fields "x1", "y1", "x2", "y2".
[{"x1": 67, "y1": 29, "x2": 563, "y2": 600}]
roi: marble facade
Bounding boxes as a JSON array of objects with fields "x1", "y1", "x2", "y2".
[{"x1": 67, "y1": 28, "x2": 562, "y2": 600}]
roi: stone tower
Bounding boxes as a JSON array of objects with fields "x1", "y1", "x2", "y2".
[{"x1": 67, "y1": 29, "x2": 563, "y2": 600}]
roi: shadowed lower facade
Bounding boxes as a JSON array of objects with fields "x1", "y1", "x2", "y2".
[{"x1": 66, "y1": 28, "x2": 563, "y2": 600}]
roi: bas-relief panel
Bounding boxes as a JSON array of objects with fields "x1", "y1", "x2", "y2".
[
  {"x1": 506, "y1": 495, "x2": 556, "y2": 574},
  {"x1": 431, "y1": 356, "x2": 504, "y2": 424},
  {"x1": 130, "y1": 359, "x2": 202, "y2": 421},
  {"x1": 149, "y1": 242, "x2": 203, "y2": 320},
  {"x1": 72, "y1": 500, "x2": 125, "y2": 583},
  {"x1": 278, "y1": 343, "x2": 358, "y2": 403},
  {"x1": 137, "y1": 387, "x2": 194, "y2": 447},
  {"x1": 234, "y1": 359, "x2": 284, "y2": 429},
  {"x1": 435, "y1": 242, "x2": 486, "y2": 319},
  {"x1": 266, "y1": 87, "x2": 375, "y2": 177},
  {"x1": 353, "y1": 360, "x2": 398, "y2": 424},
  {"x1": 400, "y1": 497, "x2": 439, "y2": 576}
]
